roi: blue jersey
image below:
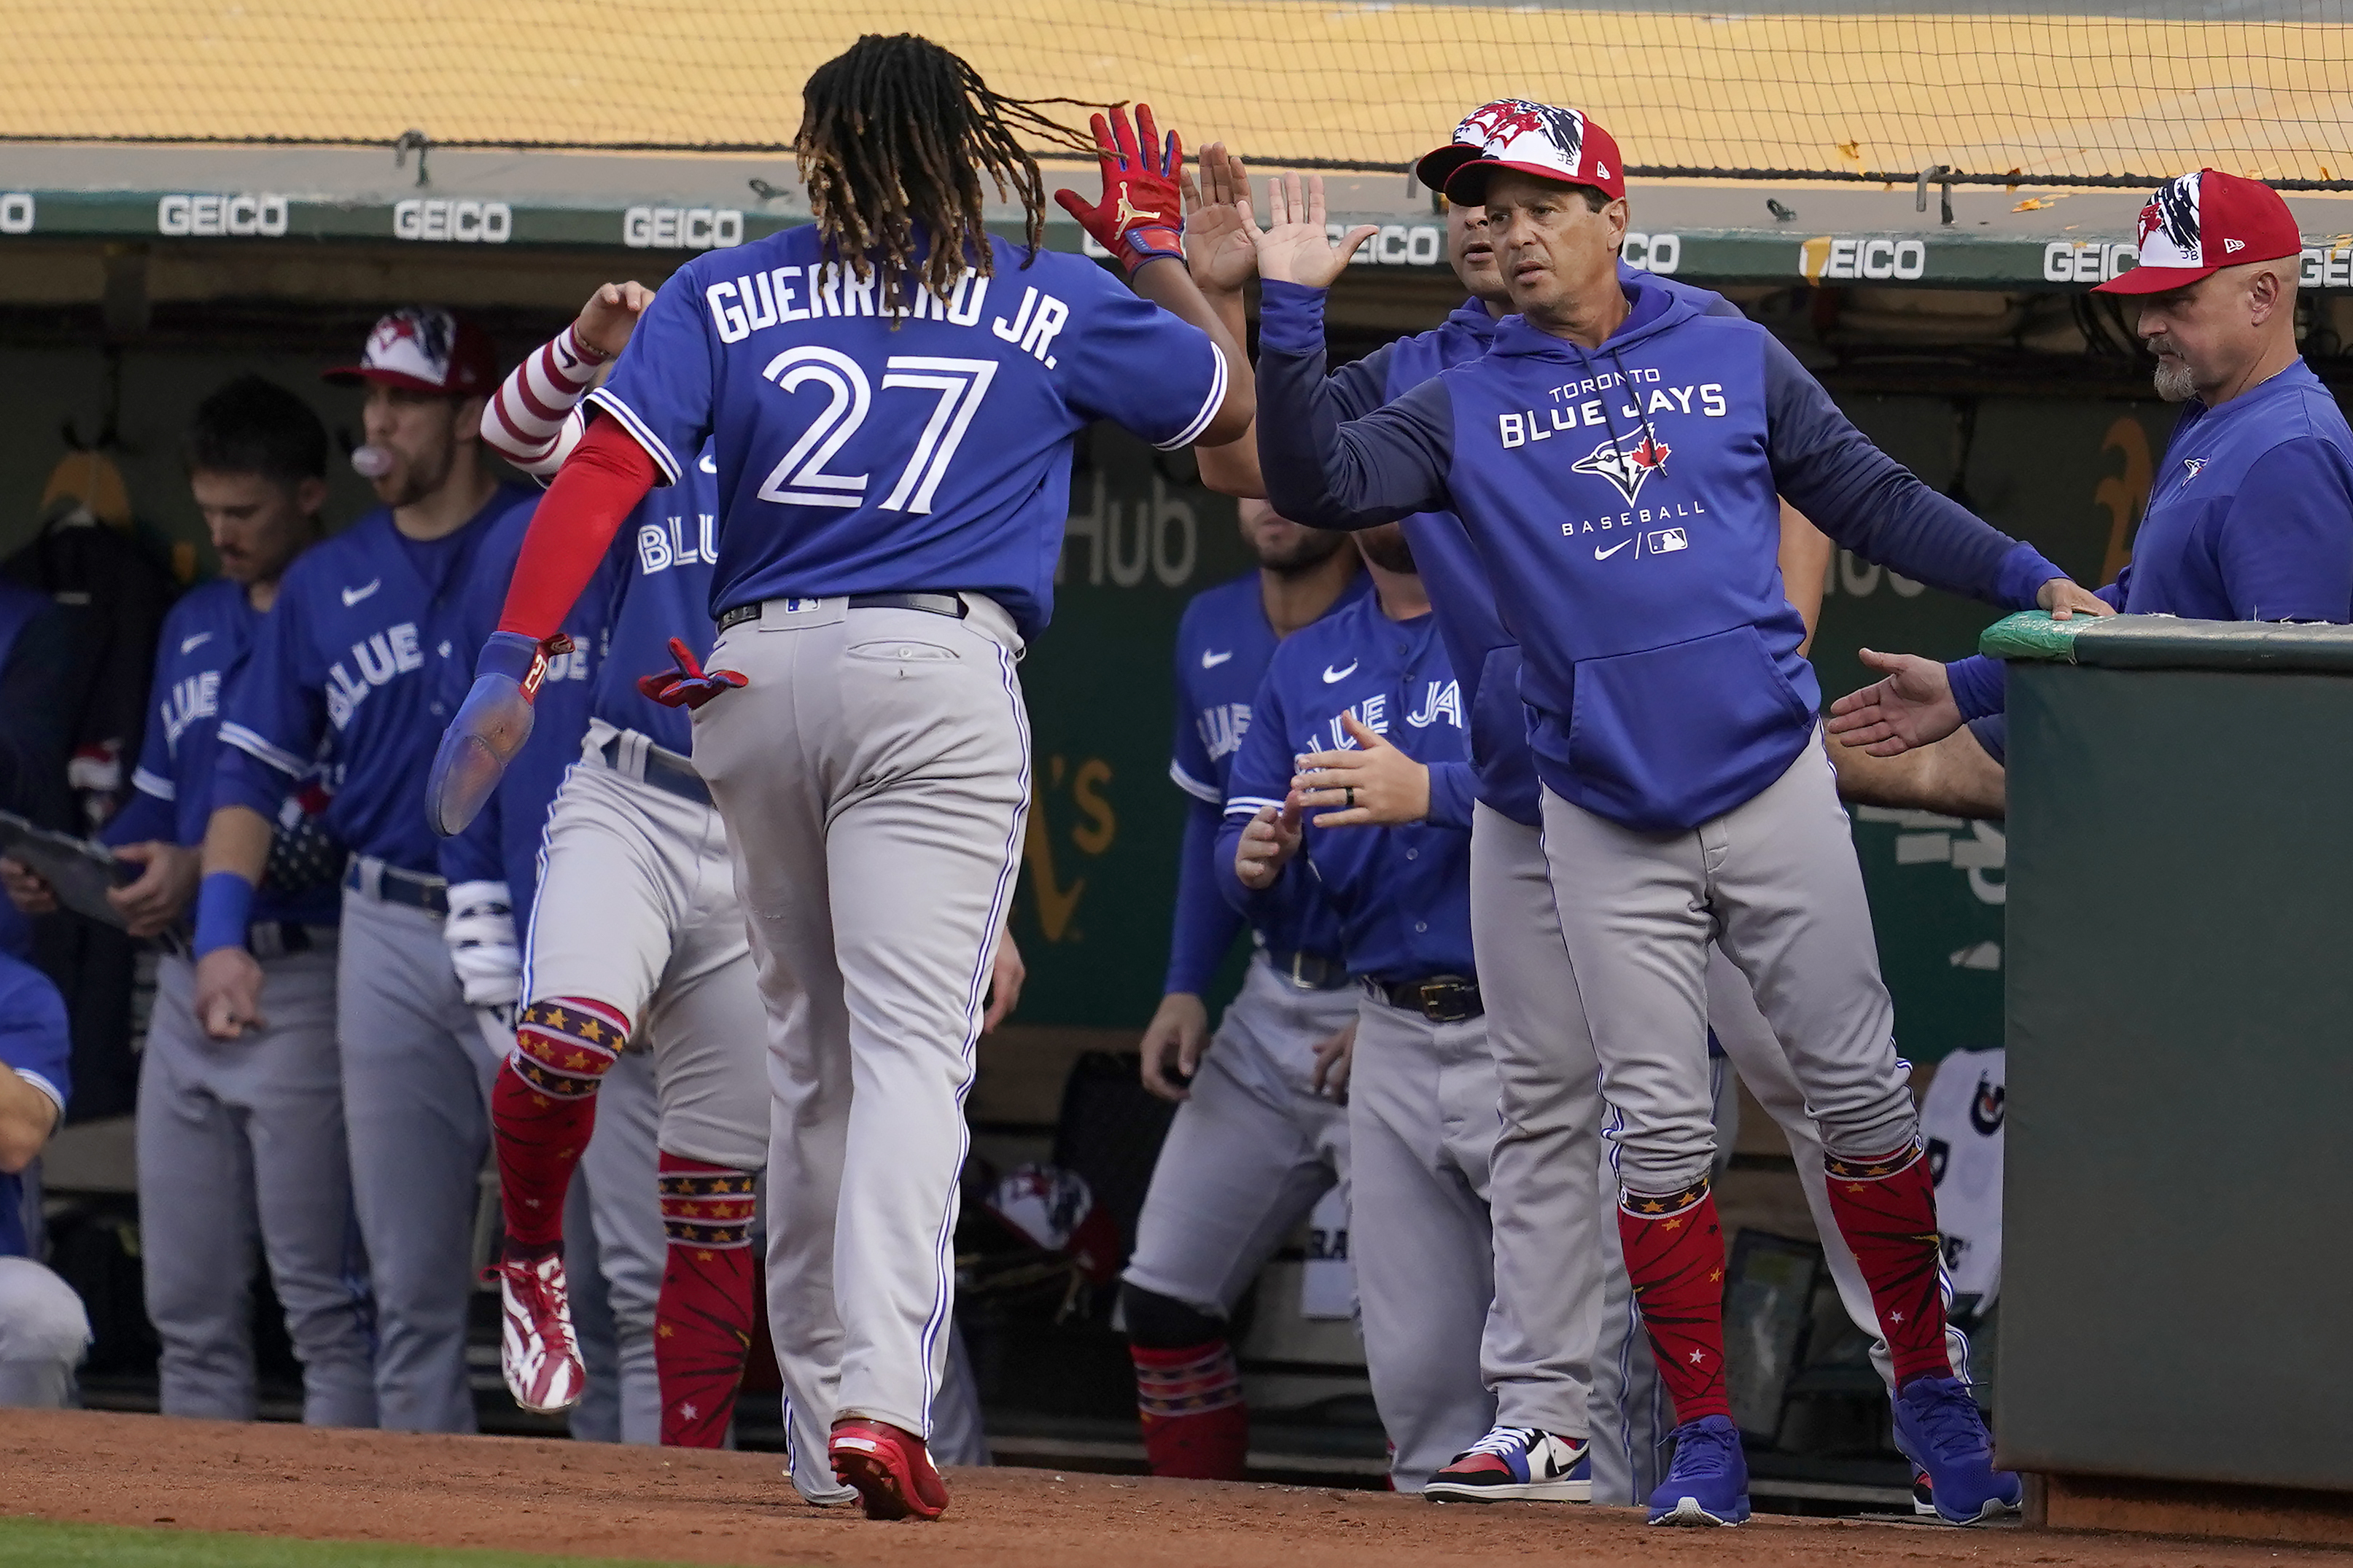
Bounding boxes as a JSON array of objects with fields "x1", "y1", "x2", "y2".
[
  {"x1": 588, "y1": 228, "x2": 1228, "y2": 640},
  {"x1": 1217, "y1": 592, "x2": 1476, "y2": 983},
  {"x1": 438, "y1": 506, "x2": 614, "y2": 927},
  {"x1": 0, "y1": 952, "x2": 69, "y2": 1257},
  {"x1": 219, "y1": 485, "x2": 538, "y2": 875},
  {"x1": 1162, "y1": 569, "x2": 1366, "y2": 991},
  {"x1": 1258, "y1": 275, "x2": 2062, "y2": 833},
  {"x1": 1948, "y1": 357, "x2": 2353, "y2": 760},
  {"x1": 107, "y1": 580, "x2": 338, "y2": 925},
  {"x1": 587, "y1": 440, "x2": 725, "y2": 754}
]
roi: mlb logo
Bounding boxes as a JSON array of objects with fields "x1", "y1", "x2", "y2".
[{"x1": 1648, "y1": 528, "x2": 1689, "y2": 554}]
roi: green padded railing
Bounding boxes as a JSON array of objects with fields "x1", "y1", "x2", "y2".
[{"x1": 1980, "y1": 611, "x2": 2353, "y2": 674}]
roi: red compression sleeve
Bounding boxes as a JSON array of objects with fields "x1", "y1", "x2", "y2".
[{"x1": 497, "y1": 417, "x2": 659, "y2": 641}]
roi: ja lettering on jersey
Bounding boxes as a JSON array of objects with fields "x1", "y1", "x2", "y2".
[
  {"x1": 588, "y1": 230, "x2": 1226, "y2": 637},
  {"x1": 1221, "y1": 596, "x2": 1476, "y2": 980},
  {"x1": 591, "y1": 440, "x2": 725, "y2": 755},
  {"x1": 1172, "y1": 569, "x2": 1367, "y2": 964},
  {"x1": 122, "y1": 580, "x2": 339, "y2": 925},
  {"x1": 219, "y1": 485, "x2": 538, "y2": 874}
]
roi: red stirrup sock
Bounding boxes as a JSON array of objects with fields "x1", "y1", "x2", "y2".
[
  {"x1": 1821, "y1": 1139, "x2": 1953, "y2": 1386},
  {"x1": 1617, "y1": 1177, "x2": 1732, "y2": 1425},
  {"x1": 656, "y1": 1152, "x2": 760, "y2": 1448},
  {"x1": 1132, "y1": 1340, "x2": 1248, "y2": 1479},
  {"x1": 493, "y1": 996, "x2": 629, "y2": 1252}
]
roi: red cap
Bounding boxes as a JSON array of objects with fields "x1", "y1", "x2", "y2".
[
  {"x1": 1438, "y1": 102, "x2": 1625, "y2": 207},
  {"x1": 2095, "y1": 169, "x2": 2303, "y2": 295},
  {"x1": 324, "y1": 308, "x2": 497, "y2": 395}
]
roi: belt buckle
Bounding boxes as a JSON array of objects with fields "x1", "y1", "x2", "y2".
[
  {"x1": 1418, "y1": 978, "x2": 1476, "y2": 1023},
  {"x1": 1287, "y1": 950, "x2": 1315, "y2": 989}
]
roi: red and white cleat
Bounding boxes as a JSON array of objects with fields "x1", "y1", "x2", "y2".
[
  {"x1": 487, "y1": 1248, "x2": 584, "y2": 1413},
  {"x1": 830, "y1": 1417, "x2": 949, "y2": 1521}
]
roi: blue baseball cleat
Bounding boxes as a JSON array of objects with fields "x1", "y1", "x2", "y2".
[
  {"x1": 1894, "y1": 1376, "x2": 2023, "y2": 1525},
  {"x1": 1646, "y1": 1414, "x2": 1750, "y2": 1526}
]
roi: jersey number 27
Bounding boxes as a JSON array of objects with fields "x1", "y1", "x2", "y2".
[{"x1": 758, "y1": 346, "x2": 997, "y2": 516}]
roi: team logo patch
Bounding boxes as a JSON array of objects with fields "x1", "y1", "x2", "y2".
[
  {"x1": 1648, "y1": 527, "x2": 1689, "y2": 555},
  {"x1": 2136, "y1": 173, "x2": 2204, "y2": 268},
  {"x1": 1969, "y1": 1074, "x2": 2007, "y2": 1136},
  {"x1": 1458, "y1": 98, "x2": 1587, "y2": 168},
  {"x1": 2183, "y1": 457, "x2": 2207, "y2": 480},
  {"x1": 1569, "y1": 429, "x2": 1672, "y2": 504}
]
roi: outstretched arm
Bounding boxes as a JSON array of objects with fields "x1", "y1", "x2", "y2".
[{"x1": 482, "y1": 282, "x2": 653, "y2": 478}]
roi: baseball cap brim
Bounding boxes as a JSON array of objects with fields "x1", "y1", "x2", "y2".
[
  {"x1": 1415, "y1": 143, "x2": 1482, "y2": 192},
  {"x1": 2092, "y1": 244, "x2": 2298, "y2": 295},
  {"x1": 322, "y1": 364, "x2": 464, "y2": 392},
  {"x1": 1444, "y1": 157, "x2": 1606, "y2": 207}
]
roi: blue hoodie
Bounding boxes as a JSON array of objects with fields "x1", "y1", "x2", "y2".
[{"x1": 1256, "y1": 274, "x2": 2064, "y2": 832}]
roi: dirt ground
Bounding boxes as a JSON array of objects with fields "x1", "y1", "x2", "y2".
[{"x1": 6, "y1": 1411, "x2": 2341, "y2": 1568}]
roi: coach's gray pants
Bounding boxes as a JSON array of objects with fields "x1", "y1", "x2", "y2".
[
  {"x1": 1539, "y1": 740, "x2": 1918, "y2": 1197},
  {"x1": 338, "y1": 884, "x2": 504, "y2": 1432},
  {"x1": 1350, "y1": 992, "x2": 1502, "y2": 1493},
  {"x1": 692, "y1": 594, "x2": 1027, "y2": 1505},
  {"x1": 140, "y1": 948, "x2": 375, "y2": 1426},
  {"x1": 0, "y1": 1255, "x2": 89, "y2": 1408}
]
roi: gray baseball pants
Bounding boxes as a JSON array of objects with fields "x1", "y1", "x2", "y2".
[
  {"x1": 1539, "y1": 741, "x2": 1919, "y2": 1198},
  {"x1": 1349, "y1": 991, "x2": 1503, "y2": 1492},
  {"x1": 0, "y1": 1256, "x2": 89, "y2": 1408},
  {"x1": 573, "y1": 1042, "x2": 664, "y2": 1444},
  {"x1": 139, "y1": 947, "x2": 375, "y2": 1425},
  {"x1": 338, "y1": 875, "x2": 505, "y2": 1432},
  {"x1": 691, "y1": 594, "x2": 1027, "y2": 1503},
  {"x1": 1124, "y1": 953, "x2": 1356, "y2": 1319}
]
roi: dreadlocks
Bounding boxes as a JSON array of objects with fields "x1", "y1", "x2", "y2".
[{"x1": 796, "y1": 35, "x2": 1093, "y2": 316}]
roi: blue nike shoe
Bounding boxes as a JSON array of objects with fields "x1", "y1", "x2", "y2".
[
  {"x1": 1894, "y1": 1376, "x2": 2023, "y2": 1525},
  {"x1": 1645, "y1": 1414, "x2": 1750, "y2": 1526}
]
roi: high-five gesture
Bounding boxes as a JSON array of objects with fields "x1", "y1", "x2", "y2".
[
  {"x1": 1179, "y1": 141, "x2": 1257, "y2": 299},
  {"x1": 1246, "y1": 173, "x2": 1378, "y2": 289},
  {"x1": 1054, "y1": 103, "x2": 1186, "y2": 276}
]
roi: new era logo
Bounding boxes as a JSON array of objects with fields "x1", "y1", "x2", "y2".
[{"x1": 2222, "y1": 237, "x2": 2245, "y2": 253}]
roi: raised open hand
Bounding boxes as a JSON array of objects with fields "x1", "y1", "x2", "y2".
[
  {"x1": 1245, "y1": 173, "x2": 1377, "y2": 289},
  {"x1": 1178, "y1": 141, "x2": 1258, "y2": 297}
]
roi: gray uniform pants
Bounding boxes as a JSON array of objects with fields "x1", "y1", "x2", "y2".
[
  {"x1": 139, "y1": 948, "x2": 374, "y2": 1425},
  {"x1": 1539, "y1": 741, "x2": 1918, "y2": 1196},
  {"x1": 0, "y1": 1255, "x2": 90, "y2": 1408},
  {"x1": 691, "y1": 595, "x2": 1027, "y2": 1504},
  {"x1": 575, "y1": 1044, "x2": 665, "y2": 1445},
  {"x1": 1124, "y1": 953, "x2": 1356, "y2": 1319},
  {"x1": 338, "y1": 880, "x2": 504, "y2": 1432},
  {"x1": 1350, "y1": 992, "x2": 1503, "y2": 1493}
]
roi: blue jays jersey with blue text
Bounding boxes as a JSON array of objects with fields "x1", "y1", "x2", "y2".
[
  {"x1": 219, "y1": 485, "x2": 538, "y2": 875},
  {"x1": 588, "y1": 227, "x2": 1228, "y2": 640},
  {"x1": 1217, "y1": 593, "x2": 1475, "y2": 982},
  {"x1": 1165, "y1": 568, "x2": 1366, "y2": 984},
  {"x1": 438, "y1": 504, "x2": 615, "y2": 926},
  {"x1": 109, "y1": 580, "x2": 338, "y2": 924},
  {"x1": 587, "y1": 437, "x2": 725, "y2": 755}
]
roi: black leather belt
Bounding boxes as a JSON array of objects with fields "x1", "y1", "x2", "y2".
[
  {"x1": 1364, "y1": 973, "x2": 1485, "y2": 1023},
  {"x1": 717, "y1": 593, "x2": 968, "y2": 632},
  {"x1": 344, "y1": 862, "x2": 450, "y2": 916},
  {"x1": 1266, "y1": 948, "x2": 1350, "y2": 992},
  {"x1": 598, "y1": 736, "x2": 711, "y2": 806},
  {"x1": 248, "y1": 921, "x2": 337, "y2": 962}
]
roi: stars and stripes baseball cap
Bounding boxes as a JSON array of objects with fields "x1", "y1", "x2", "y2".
[
  {"x1": 324, "y1": 306, "x2": 498, "y2": 395},
  {"x1": 2094, "y1": 169, "x2": 2303, "y2": 295},
  {"x1": 1427, "y1": 100, "x2": 1625, "y2": 207}
]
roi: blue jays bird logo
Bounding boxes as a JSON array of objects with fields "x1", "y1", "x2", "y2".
[
  {"x1": 1569, "y1": 429, "x2": 1671, "y2": 504},
  {"x1": 1459, "y1": 98, "x2": 1587, "y2": 166}
]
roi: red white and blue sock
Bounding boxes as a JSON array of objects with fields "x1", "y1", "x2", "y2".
[
  {"x1": 1132, "y1": 1340, "x2": 1248, "y2": 1479},
  {"x1": 1821, "y1": 1139, "x2": 1953, "y2": 1386},
  {"x1": 1617, "y1": 1177, "x2": 1732, "y2": 1426},
  {"x1": 656, "y1": 1152, "x2": 759, "y2": 1448},
  {"x1": 492, "y1": 996, "x2": 628, "y2": 1252}
]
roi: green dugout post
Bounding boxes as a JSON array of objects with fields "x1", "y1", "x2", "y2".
[{"x1": 1991, "y1": 611, "x2": 2353, "y2": 1542}]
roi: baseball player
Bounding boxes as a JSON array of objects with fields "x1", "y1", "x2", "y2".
[
  {"x1": 1249, "y1": 106, "x2": 2110, "y2": 1524},
  {"x1": 1218, "y1": 519, "x2": 1490, "y2": 1491},
  {"x1": 0, "y1": 950, "x2": 87, "y2": 1408},
  {"x1": 194, "y1": 308, "x2": 537, "y2": 1432},
  {"x1": 1186, "y1": 119, "x2": 1970, "y2": 1511},
  {"x1": 1831, "y1": 168, "x2": 2353, "y2": 766},
  {"x1": 1122, "y1": 498, "x2": 1364, "y2": 1479},
  {"x1": 425, "y1": 39, "x2": 1251, "y2": 1518}
]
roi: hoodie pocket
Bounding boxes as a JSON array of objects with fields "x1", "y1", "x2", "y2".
[{"x1": 1564, "y1": 625, "x2": 1812, "y2": 823}]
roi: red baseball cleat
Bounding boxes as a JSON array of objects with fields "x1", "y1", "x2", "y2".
[
  {"x1": 830, "y1": 1417, "x2": 949, "y2": 1521},
  {"x1": 486, "y1": 1247, "x2": 584, "y2": 1414}
]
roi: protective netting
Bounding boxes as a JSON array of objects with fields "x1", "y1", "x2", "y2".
[{"x1": 6, "y1": 1, "x2": 2351, "y2": 184}]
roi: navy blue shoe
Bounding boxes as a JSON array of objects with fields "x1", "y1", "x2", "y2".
[
  {"x1": 1645, "y1": 1415, "x2": 1750, "y2": 1526},
  {"x1": 1894, "y1": 1377, "x2": 2023, "y2": 1525}
]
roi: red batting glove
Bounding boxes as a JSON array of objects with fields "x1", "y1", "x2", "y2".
[
  {"x1": 637, "y1": 637, "x2": 747, "y2": 711},
  {"x1": 1053, "y1": 103, "x2": 1186, "y2": 276}
]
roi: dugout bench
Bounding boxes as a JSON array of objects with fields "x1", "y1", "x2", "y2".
[{"x1": 1991, "y1": 612, "x2": 2353, "y2": 1545}]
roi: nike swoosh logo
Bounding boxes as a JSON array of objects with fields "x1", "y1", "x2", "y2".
[
  {"x1": 1322, "y1": 661, "x2": 1358, "y2": 684},
  {"x1": 179, "y1": 631, "x2": 213, "y2": 655},
  {"x1": 699, "y1": 450, "x2": 718, "y2": 475},
  {"x1": 1594, "y1": 539, "x2": 1633, "y2": 561},
  {"x1": 1201, "y1": 649, "x2": 1234, "y2": 668},
  {"x1": 342, "y1": 579, "x2": 381, "y2": 607}
]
